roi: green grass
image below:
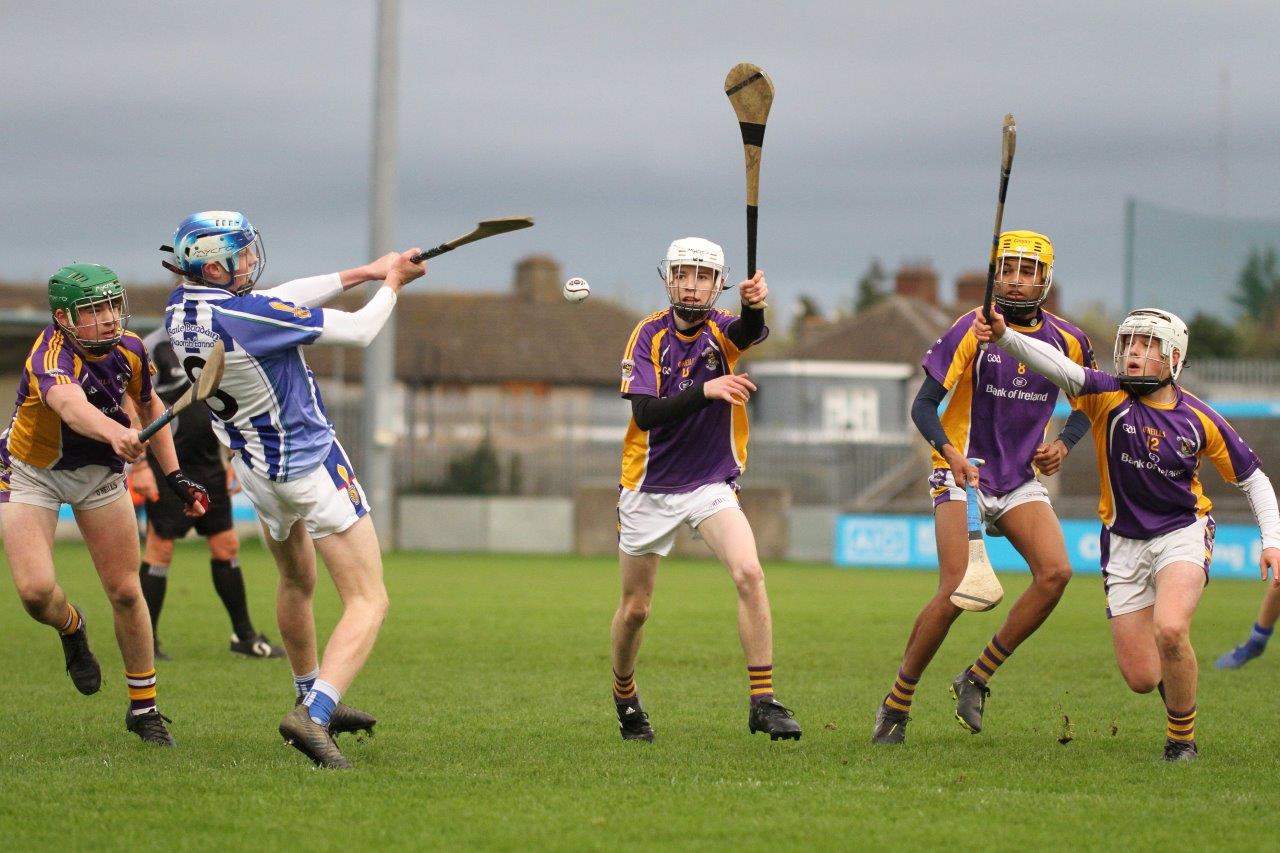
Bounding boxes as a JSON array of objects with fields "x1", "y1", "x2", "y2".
[{"x1": 0, "y1": 542, "x2": 1275, "y2": 849}]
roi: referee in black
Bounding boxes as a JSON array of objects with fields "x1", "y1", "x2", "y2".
[{"x1": 129, "y1": 327, "x2": 283, "y2": 660}]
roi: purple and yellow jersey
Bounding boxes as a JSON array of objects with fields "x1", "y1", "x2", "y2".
[
  {"x1": 1, "y1": 326, "x2": 153, "y2": 473},
  {"x1": 923, "y1": 309, "x2": 1095, "y2": 496},
  {"x1": 618, "y1": 308, "x2": 768, "y2": 494},
  {"x1": 1074, "y1": 371, "x2": 1261, "y2": 539}
]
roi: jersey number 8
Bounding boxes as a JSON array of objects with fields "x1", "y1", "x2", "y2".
[{"x1": 183, "y1": 354, "x2": 239, "y2": 420}]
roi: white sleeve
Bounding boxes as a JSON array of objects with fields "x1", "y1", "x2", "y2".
[
  {"x1": 1237, "y1": 469, "x2": 1280, "y2": 549},
  {"x1": 259, "y1": 273, "x2": 343, "y2": 307},
  {"x1": 315, "y1": 287, "x2": 397, "y2": 347},
  {"x1": 996, "y1": 329, "x2": 1087, "y2": 395}
]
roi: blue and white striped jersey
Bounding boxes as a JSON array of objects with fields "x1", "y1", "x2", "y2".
[{"x1": 164, "y1": 283, "x2": 335, "y2": 482}]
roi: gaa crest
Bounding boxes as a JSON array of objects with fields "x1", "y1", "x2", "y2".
[{"x1": 336, "y1": 464, "x2": 361, "y2": 505}]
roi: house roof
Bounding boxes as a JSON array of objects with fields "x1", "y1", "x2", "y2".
[
  {"x1": 301, "y1": 289, "x2": 643, "y2": 386},
  {"x1": 0, "y1": 278, "x2": 645, "y2": 388},
  {"x1": 783, "y1": 295, "x2": 955, "y2": 365}
]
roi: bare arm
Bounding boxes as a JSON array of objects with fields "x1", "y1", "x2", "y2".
[{"x1": 45, "y1": 384, "x2": 142, "y2": 460}]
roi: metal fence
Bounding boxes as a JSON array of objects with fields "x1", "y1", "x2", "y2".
[{"x1": 324, "y1": 380, "x2": 918, "y2": 505}]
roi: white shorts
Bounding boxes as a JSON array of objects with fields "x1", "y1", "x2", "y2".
[
  {"x1": 233, "y1": 440, "x2": 370, "y2": 541},
  {"x1": 0, "y1": 458, "x2": 125, "y2": 512},
  {"x1": 1102, "y1": 515, "x2": 1214, "y2": 618},
  {"x1": 928, "y1": 468, "x2": 1050, "y2": 534},
  {"x1": 617, "y1": 482, "x2": 741, "y2": 557}
]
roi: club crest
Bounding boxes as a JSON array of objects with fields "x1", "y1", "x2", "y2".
[{"x1": 620, "y1": 358, "x2": 634, "y2": 379}]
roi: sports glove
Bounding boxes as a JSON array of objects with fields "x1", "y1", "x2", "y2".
[{"x1": 165, "y1": 470, "x2": 211, "y2": 514}]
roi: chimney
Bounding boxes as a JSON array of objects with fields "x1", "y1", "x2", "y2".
[
  {"x1": 955, "y1": 270, "x2": 987, "y2": 308},
  {"x1": 513, "y1": 255, "x2": 562, "y2": 304},
  {"x1": 894, "y1": 263, "x2": 938, "y2": 305}
]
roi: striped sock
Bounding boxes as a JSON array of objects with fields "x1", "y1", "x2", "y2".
[
  {"x1": 58, "y1": 604, "x2": 81, "y2": 637},
  {"x1": 126, "y1": 669, "x2": 158, "y2": 715},
  {"x1": 748, "y1": 664, "x2": 774, "y2": 705},
  {"x1": 968, "y1": 635, "x2": 1013, "y2": 685},
  {"x1": 1249, "y1": 622, "x2": 1274, "y2": 647},
  {"x1": 883, "y1": 669, "x2": 919, "y2": 713},
  {"x1": 304, "y1": 679, "x2": 340, "y2": 726},
  {"x1": 294, "y1": 668, "x2": 319, "y2": 701},
  {"x1": 1166, "y1": 705, "x2": 1196, "y2": 743},
  {"x1": 612, "y1": 670, "x2": 637, "y2": 703}
]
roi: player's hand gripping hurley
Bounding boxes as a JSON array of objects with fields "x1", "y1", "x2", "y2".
[
  {"x1": 409, "y1": 216, "x2": 534, "y2": 264},
  {"x1": 139, "y1": 339, "x2": 225, "y2": 442},
  {"x1": 725, "y1": 63, "x2": 773, "y2": 308},
  {"x1": 949, "y1": 458, "x2": 1005, "y2": 612},
  {"x1": 980, "y1": 114, "x2": 1017, "y2": 350}
]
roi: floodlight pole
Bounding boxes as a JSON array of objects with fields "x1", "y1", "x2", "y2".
[
  {"x1": 362, "y1": 0, "x2": 399, "y2": 550},
  {"x1": 1123, "y1": 197, "x2": 1135, "y2": 310}
]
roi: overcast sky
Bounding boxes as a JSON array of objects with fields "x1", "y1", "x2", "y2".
[{"x1": 5, "y1": 1, "x2": 1280, "y2": 326}]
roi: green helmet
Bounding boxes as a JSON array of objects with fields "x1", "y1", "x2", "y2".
[{"x1": 48, "y1": 263, "x2": 130, "y2": 355}]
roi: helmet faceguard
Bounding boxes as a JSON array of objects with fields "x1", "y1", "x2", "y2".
[
  {"x1": 993, "y1": 230, "x2": 1054, "y2": 321},
  {"x1": 162, "y1": 210, "x2": 266, "y2": 295},
  {"x1": 656, "y1": 237, "x2": 727, "y2": 323},
  {"x1": 48, "y1": 264, "x2": 130, "y2": 357},
  {"x1": 1113, "y1": 308, "x2": 1189, "y2": 396}
]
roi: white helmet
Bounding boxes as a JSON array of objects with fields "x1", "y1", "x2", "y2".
[
  {"x1": 656, "y1": 237, "x2": 728, "y2": 319},
  {"x1": 1113, "y1": 308, "x2": 1189, "y2": 394}
]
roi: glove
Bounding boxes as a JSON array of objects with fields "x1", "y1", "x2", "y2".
[{"x1": 165, "y1": 470, "x2": 210, "y2": 515}]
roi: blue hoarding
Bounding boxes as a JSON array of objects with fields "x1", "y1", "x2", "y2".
[{"x1": 834, "y1": 514, "x2": 1269, "y2": 580}]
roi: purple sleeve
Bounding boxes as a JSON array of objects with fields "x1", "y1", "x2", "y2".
[
  {"x1": 920, "y1": 314, "x2": 976, "y2": 389},
  {"x1": 620, "y1": 322, "x2": 660, "y2": 398},
  {"x1": 122, "y1": 335, "x2": 154, "y2": 404},
  {"x1": 32, "y1": 332, "x2": 78, "y2": 403},
  {"x1": 1079, "y1": 368, "x2": 1122, "y2": 395},
  {"x1": 213, "y1": 295, "x2": 325, "y2": 357},
  {"x1": 1195, "y1": 402, "x2": 1262, "y2": 484}
]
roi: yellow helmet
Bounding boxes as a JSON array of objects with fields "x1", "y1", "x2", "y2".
[{"x1": 993, "y1": 230, "x2": 1054, "y2": 315}]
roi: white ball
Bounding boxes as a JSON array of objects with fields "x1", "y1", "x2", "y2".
[{"x1": 563, "y1": 276, "x2": 590, "y2": 303}]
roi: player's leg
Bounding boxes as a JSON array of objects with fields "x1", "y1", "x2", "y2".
[
  {"x1": 208, "y1": 525, "x2": 283, "y2": 658},
  {"x1": 952, "y1": 498, "x2": 1072, "y2": 732},
  {"x1": 1108, "y1": 607, "x2": 1161, "y2": 693},
  {"x1": 262, "y1": 517, "x2": 353, "y2": 768},
  {"x1": 2, "y1": 501, "x2": 102, "y2": 694},
  {"x1": 261, "y1": 519, "x2": 320, "y2": 685},
  {"x1": 1215, "y1": 582, "x2": 1280, "y2": 670},
  {"x1": 193, "y1": 473, "x2": 278, "y2": 657},
  {"x1": 309, "y1": 515, "x2": 389, "y2": 694},
  {"x1": 611, "y1": 550, "x2": 659, "y2": 741},
  {"x1": 610, "y1": 487, "x2": 684, "y2": 741},
  {"x1": 74, "y1": 491, "x2": 174, "y2": 745},
  {"x1": 1151, "y1": 561, "x2": 1204, "y2": 760},
  {"x1": 140, "y1": 522, "x2": 176, "y2": 659},
  {"x1": 696, "y1": 504, "x2": 801, "y2": 740},
  {"x1": 611, "y1": 550, "x2": 658, "y2": 695},
  {"x1": 872, "y1": 499, "x2": 967, "y2": 744},
  {"x1": 696, "y1": 507, "x2": 772, "y2": 669}
]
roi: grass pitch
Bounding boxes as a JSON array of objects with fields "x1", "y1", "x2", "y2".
[{"x1": 0, "y1": 542, "x2": 1275, "y2": 849}]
